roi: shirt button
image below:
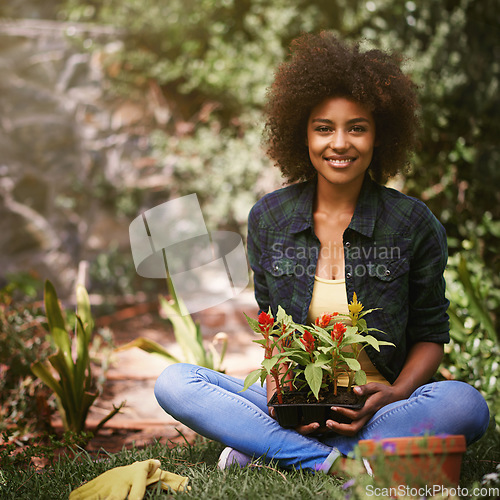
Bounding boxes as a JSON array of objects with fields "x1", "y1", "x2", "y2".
[
  {"x1": 346, "y1": 272, "x2": 352, "y2": 279},
  {"x1": 385, "y1": 269, "x2": 391, "y2": 276},
  {"x1": 345, "y1": 241, "x2": 351, "y2": 248}
]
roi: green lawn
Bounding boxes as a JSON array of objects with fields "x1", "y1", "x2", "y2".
[{"x1": 1, "y1": 423, "x2": 498, "y2": 499}]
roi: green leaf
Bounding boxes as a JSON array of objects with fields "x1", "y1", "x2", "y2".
[
  {"x1": 343, "y1": 357, "x2": 361, "y2": 371},
  {"x1": 252, "y1": 338, "x2": 268, "y2": 346},
  {"x1": 44, "y1": 282, "x2": 72, "y2": 355},
  {"x1": 354, "y1": 370, "x2": 367, "y2": 386},
  {"x1": 76, "y1": 284, "x2": 94, "y2": 344},
  {"x1": 276, "y1": 305, "x2": 292, "y2": 325},
  {"x1": 44, "y1": 280, "x2": 67, "y2": 335},
  {"x1": 342, "y1": 333, "x2": 366, "y2": 345},
  {"x1": 285, "y1": 351, "x2": 310, "y2": 365},
  {"x1": 361, "y1": 335, "x2": 395, "y2": 351},
  {"x1": 74, "y1": 315, "x2": 90, "y2": 403},
  {"x1": 31, "y1": 361, "x2": 63, "y2": 398},
  {"x1": 48, "y1": 351, "x2": 77, "y2": 425},
  {"x1": 159, "y1": 294, "x2": 207, "y2": 366},
  {"x1": 116, "y1": 337, "x2": 181, "y2": 364},
  {"x1": 313, "y1": 327, "x2": 334, "y2": 346},
  {"x1": 244, "y1": 313, "x2": 265, "y2": 335},
  {"x1": 262, "y1": 356, "x2": 279, "y2": 374},
  {"x1": 293, "y1": 324, "x2": 306, "y2": 334},
  {"x1": 356, "y1": 318, "x2": 368, "y2": 332},
  {"x1": 457, "y1": 255, "x2": 497, "y2": 342},
  {"x1": 240, "y1": 369, "x2": 262, "y2": 392},
  {"x1": 358, "y1": 308, "x2": 381, "y2": 318},
  {"x1": 304, "y1": 364, "x2": 323, "y2": 400},
  {"x1": 314, "y1": 353, "x2": 332, "y2": 366}
]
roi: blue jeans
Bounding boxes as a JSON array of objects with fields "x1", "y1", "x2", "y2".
[{"x1": 154, "y1": 363, "x2": 490, "y2": 472}]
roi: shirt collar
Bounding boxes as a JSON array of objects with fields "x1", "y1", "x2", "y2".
[
  {"x1": 348, "y1": 175, "x2": 379, "y2": 238},
  {"x1": 288, "y1": 174, "x2": 379, "y2": 237},
  {"x1": 289, "y1": 180, "x2": 316, "y2": 234}
]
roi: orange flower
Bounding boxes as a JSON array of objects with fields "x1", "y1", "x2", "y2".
[
  {"x1": 300, "y1": 330, "x2": 315, "y2": 353},
  {"x1": 314, "y1": 312, "x2": 338, "y2": 328},
  {"x1": 331, "y1": 322, "x2": 346, "y2": 344}
]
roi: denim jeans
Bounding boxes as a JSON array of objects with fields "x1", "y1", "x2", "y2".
[{"x1": 154, "y1": 363, "x2": 490, "y2": 472}]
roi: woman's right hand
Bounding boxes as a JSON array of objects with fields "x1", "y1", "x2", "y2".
[{"x1": 269, "y1": 405, "x2": 322, "y2": 435}]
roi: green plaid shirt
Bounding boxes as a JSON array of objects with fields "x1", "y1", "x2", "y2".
[{"x1": 247, "y1": 174, "x2": 449, "y2": 383}]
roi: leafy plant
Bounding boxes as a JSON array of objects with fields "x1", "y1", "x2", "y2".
[
  {"x1": 443, "y1": 250, "x2": 500, "y2": 427},
  {"x1": 30, "y1": 280, "x2": 122, "y2": 434},
  {"x1": 117, "y1": 278, "x2": 228, "y2": 372},
  {"x1": 242, "y1": 293, "x2": 394, "y2": 401},
  {"x1": 0, "y1": 274, "x2": 49, "y2": 434},
  {"x1": 241, "y1": 307, "x2": 296, "y2": 404}
]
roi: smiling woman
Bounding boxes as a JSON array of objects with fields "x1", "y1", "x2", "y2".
[{"x1": 154, "y1": 31, "x2": 490, "y2": 477}]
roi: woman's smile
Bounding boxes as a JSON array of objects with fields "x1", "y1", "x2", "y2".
[{"x1": 323, "y1": 155, "x2": 357, "y2": 167}]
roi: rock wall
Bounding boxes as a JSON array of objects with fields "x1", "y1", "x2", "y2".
[{"x1": 0, "y1": 19, "x2": 164, "y2": 296}]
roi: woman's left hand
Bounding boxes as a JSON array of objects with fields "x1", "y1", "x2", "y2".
[
  {"x1": 326, "y1": 343, "x2": 444, "y2": 436},
  {"x1": 325, "y1": 383, "x2": 402, "y2": 436}
]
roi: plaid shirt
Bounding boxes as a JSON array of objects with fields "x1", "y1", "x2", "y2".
[{"x1": 247, "y1": 174, "x2": 449, "y2": 383}]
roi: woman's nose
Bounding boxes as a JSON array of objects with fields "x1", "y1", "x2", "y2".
[{"x1": 330, "y1": 131, "x2": 348, "y2": 151}]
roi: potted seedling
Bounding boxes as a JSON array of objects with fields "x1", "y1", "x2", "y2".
[{"x1": 242, "y1": 293, "x2": 395, "y2": 429}]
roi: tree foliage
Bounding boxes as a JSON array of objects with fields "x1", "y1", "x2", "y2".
[
  {"x1": 53, "y1": 0, "x2": 499, "y2": 409},
  {"x1": 56, "y1": 0, "x2": 499, "y2": 311}
]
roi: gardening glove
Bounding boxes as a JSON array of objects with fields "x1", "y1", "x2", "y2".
[
  {"x1": 146, "y1": 468, "x2": 191, "y2": 492},
  {"x1": 70, "y1": 459, "x2": 162, "y2": 500}
]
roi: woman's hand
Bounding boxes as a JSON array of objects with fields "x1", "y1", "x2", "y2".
[
  {"x1": 327, "y1": 342, "x2": 444, "y2": 437},
  {"x1": 325, "y1": 383, "x2": 401, "y2": 436},
  {"x1": 268, "y1": 406, "x2": 327, "y2": 436}
]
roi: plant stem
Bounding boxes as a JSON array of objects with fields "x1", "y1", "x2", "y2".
[{"x1": 271, "y1": 367, "x2": 283, "y2": 404}]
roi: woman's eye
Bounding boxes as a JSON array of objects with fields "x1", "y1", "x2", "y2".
[
  {"x1": 316, "y1": 126, "x2": 331, "y2": 133},
  {"x1": 350, "y1": 125, "x2": 366, "y2": 133}
]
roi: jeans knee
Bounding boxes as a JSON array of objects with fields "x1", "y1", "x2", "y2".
[
  {"x1": 436, "y1": 380, "x2": 490, "y2": 443},
  {"x1": 154, "y1": 363, "x2": 193, "y2": 410}
]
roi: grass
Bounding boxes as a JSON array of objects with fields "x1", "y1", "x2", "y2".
[{"x1": 1, "y1": 423, "x2": 499, "y2": 500}]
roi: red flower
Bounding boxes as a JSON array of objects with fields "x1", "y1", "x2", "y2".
[
  {"x1": 314, "y1": 312, "x2": 338, "y2": 328},
  {"x1": 258, "y1": 311, "x2": 274, "y2": 332},
  {"x1": 300, "y1": 330, "x2": 315, "y2": 353},
  {"x1": 331, "y1": 322, "x2": 346, "y2": 344}
]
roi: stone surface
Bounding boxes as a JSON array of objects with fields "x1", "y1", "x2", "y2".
[{"x1": 84, "y1": 289, "x2": 262, "y2": 452}]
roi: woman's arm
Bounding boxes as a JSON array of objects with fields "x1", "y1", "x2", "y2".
[
  {"x1": 390, "y1": 341, "x2": 444, "y2": 399},
  {"x1": 323, "y1": 341, "x2": 444, "y2": 436}
]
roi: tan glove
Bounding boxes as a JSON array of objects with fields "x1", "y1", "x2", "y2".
[
  {"x1": 146, "y1": 468, "x2": 191, "y2": 492},
  {"x1": 70, "y1": 459, "x2": 189, "y2": 499}
]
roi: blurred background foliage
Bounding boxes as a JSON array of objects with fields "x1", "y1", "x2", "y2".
[{"x1": 1, "y1": 0, "x2": 498, "y2": 427}]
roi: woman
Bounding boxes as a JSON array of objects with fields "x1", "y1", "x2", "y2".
[{"x1": 155, "y1": 32, "x2": 489, "y2": 474}]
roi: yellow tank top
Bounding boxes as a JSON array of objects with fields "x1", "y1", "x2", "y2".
[{"x1": 307, "y1": 276, "x2": 390, "y2": 387}]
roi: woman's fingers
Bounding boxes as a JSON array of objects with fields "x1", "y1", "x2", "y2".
[
  {"x1": 325, "y1": 414, "x2": 371, "y2": 437},
  {"x1": 295, "y1": 422, "x2": 322, "y2": 435}
]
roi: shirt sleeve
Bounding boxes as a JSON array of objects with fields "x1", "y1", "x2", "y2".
[
  {"x1": 247, "y1": 203, "x2": 270, "y2": 314},
  {"x1": 407, "y1": 201, "x2": 450, "y2": 345}
]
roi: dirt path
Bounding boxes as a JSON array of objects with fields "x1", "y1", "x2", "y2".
[{"x1": 84, "y1": 290, "x2": 261, "y2": 453}]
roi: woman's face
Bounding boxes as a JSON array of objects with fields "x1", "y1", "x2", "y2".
[{"x1": 306, "y1": 97, "x2": 376, "y2": 190}]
